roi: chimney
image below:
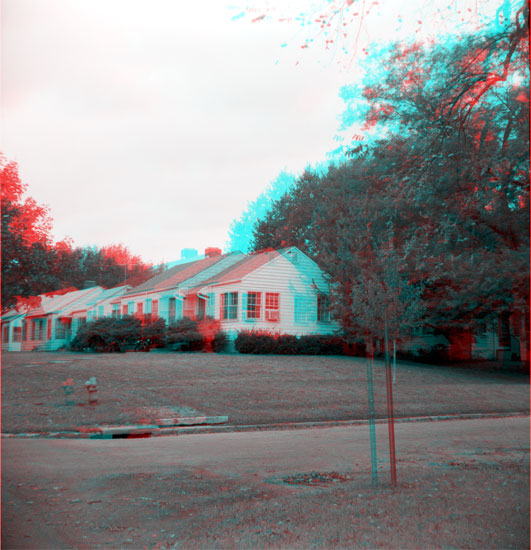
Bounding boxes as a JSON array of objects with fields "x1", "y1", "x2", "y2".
[
  {"x1": 181, "y1": 248, "x2": 198, "y2": 260},
  {"x1": 205, "y1": 247, "x2": 222, "y2": 258}
]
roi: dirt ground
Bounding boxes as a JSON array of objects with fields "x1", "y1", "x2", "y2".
[{"x1": 1, "y1": 351, "x2": 529, "y2": 433}]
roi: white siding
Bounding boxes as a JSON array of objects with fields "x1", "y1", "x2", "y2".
[{"x1": 203, "y1": 253, "x2": 339, "y2": 337}]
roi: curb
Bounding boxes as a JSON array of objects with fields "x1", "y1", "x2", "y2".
[{"x1": 1, "y1": 412, "x2": 527, "y2": 439}]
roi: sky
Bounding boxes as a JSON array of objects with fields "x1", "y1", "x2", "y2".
[{"x1": 1, "y1": 0, "x2": 505, "y2": 265}]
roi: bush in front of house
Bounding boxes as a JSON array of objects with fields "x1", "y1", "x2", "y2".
[
  {"x1": 197, "y1": 317, "x2": 226, "y2": 352},
  {"x1": 235, "y1": 329, "x2": 277, "y2": 354},
  {"x1": 212, "y1": 331, "x2": 228, "y2": 352},
  {"x1": 70, "y1": 315, "x2": 142, "y2": 352},
  {"x1": 235, "y1": 330, "x2": 345, "y2": 355},
  {"x1": 136, "y1": 317, "x2": 167, "y2": 350},
  {"x1": 298, "y1": 334, "x2": 344, "y2": 355},
  {"x1": 166, "y1": 318, "x2": 204, "y2": 351}
]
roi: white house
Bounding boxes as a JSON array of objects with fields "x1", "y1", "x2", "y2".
[
  {"x1": 111, "y1": 249, "x2": 246, "y2": 324},
  {"x1": 1, "y1": 287, "x2": 105, "y2": 352},
  {"x1": 186, "y1": 247, "x2": 339, "y2": 340}
]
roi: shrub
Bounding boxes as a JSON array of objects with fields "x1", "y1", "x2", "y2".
[
  {"x1": 235, "y1": 330, "x2": 345, "y2": 355},
  {"x1": 235, "y1": 329, "x2": 278, "y2": 354},
  {"x1": 197, "y1": 317, "x2": 226, "y2": 353},
  {"x1": 70, "y1": 316, "x2": 142, "y2": 352},
  {"x1": 212, "y1": 331, "x2": 228, "y2": 353},
  {"x1": 137, "y1": 317, "x2": 166, "y2": 351},
  {"x1": 166, "y1": 318, "x2": 204, "y2": 351}
]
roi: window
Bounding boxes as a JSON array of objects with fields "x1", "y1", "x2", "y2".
[
  {"x1": 152, "y1": 300, "x2": 159, "y2": 319},
  {"x1": 246, "y1": 292, "x2": 261, "y2": 319},
  {"x1": 122, "y1": 304, "x2": 128, "y2": 316},
  {"x1": 197, "y1": 297, "x2": 206, "y2": 320},
  {"x1": 168, "y1": 298, "x2": 176, "y2": 321},
  {"x1": 13, "y1": 327, "x2": 22, "y2": 342},
  {"x1": 222, "y1": 292, "x2": 238, "y2": 320},
  {"x1": 317, "y1": 295, "x2": 331, "y2": 323},
  {"x1": 144, "y1": 300, "x2": 152, "y2": 324},
  {"x1": 112, "y1": 304, "x2": 119, "y2": 318},
  {"x1": 128, "y1": 302, "x2": 134, "y2": 317},
  {"x1": 55, "y1": 319, "x2": 67, "y2": 339},
  {"x1": 2, "y1": 324, "x2": 9, "y2": 343},
  {"x1": 265, "y1": 292, "x2": 279, "y2": 322},
  {"x1": 78, "y1": 317, "x2": 87, "y2": 327},
  {"x1": 22, "y1": 321, "x2": 27, "y2": 341},
  {"x1": 32, "y1": 319, "x2": 44, "y2": 340}
]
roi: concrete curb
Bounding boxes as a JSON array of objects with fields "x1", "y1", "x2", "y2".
[{"x1": 1, "y1": 412, "x2": 527, "y2": 439}]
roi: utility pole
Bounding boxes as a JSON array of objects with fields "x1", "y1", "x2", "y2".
[{"x1": 384, "y1": 310, "x2": 397, "y2": 486}]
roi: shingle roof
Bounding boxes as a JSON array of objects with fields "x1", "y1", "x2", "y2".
[
  {"x1": 120, "y1": 254, "x2": 228, "y2": 297},
  {"x1": 26, "y1": 287, "x2": 104, "y2": 317},
  {"x1": 192, "y1": 248, "x2": 285, "y2": 289}
]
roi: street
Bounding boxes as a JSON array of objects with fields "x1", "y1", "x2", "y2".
[{"x1": 2, "y1": 416, "x2": 529, "y2": 549}]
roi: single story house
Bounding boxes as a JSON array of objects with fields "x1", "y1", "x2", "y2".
[
  {"x1": 186, "y1": 246, "x2": 340, "y2": 341},
  {"x1": 110, "y1": 249, "x2": 246, "y2": 325},
  {"x1": 2, "y1": 286, "x2": 105, "y2": 352}
]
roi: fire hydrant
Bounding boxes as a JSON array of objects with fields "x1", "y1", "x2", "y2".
[
  {"x1": 62, "y1": 377, "x2": 74, "y2": 405},
  {"x1": 85, "y1": 376, "x2": 98, "y2": 404}
]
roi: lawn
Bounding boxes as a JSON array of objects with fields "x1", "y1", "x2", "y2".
[{"x1": 1, "y1": 351, "x2": 528, "y2": 434}]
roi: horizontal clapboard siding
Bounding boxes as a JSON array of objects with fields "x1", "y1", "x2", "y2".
[{"x1": 205, "y1": 253, "x2": 339, "y2": 337}]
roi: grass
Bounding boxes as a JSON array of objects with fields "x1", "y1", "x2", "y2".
[{"x1": 1, "y1": 350, "x2": 529, "y2": 433}]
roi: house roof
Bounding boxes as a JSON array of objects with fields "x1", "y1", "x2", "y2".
[
  {"x1": 193, "y1": 248, "x2": 287, "y2": 289},
  {"x1": 118, "y1": 254, "x2": 230, "y2": 298},
  {"x1": 25, "y1": 287, "x2": 104, "y2": 317},
  {"x1": 62, "y1": 285, "x2": 129, "y2": 315}
]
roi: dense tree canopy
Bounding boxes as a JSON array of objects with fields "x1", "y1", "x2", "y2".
[{"x1": 251, "y1": 3, "x2": 529, "y2": 342}]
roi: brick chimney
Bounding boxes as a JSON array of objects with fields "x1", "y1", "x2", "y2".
[{"x1": 205, "y1": 247, "x2": 222, "y2": 258}]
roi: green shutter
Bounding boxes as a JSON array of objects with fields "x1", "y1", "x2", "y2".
[
  {"x1": 242, "y1": 292, "x2": 248, "y2": 321},
  {"x1": 207, "y1": 293, "x2": 215, "y2": 317},
  {"x1": 308, "y1": 295, "x2": 318, "y2": 322},
  {"x1": 176, "y1": 298, "x2": 183, "y2": 320}
]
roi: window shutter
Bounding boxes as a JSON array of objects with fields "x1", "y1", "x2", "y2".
[
  {"x1": 176, "y1": 298, "x2": 183, "y2": 320},
  {"x1": 308, "y1": 295, "x2": 318, "y2": 323},
  {"x1": 207, "y1": 293, "x2": 215, "y2": 317},
  {"x1": 242, "y1": 292, "x2": 247, "y2": 321}
]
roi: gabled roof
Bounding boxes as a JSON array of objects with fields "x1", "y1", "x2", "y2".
[
  {"x1": 62, "y1": 285, "x2": 129, "y2": 315},
  {"x1": 193, "y1": 248, "x2": 287, "y2": 289},
  {"x1": 25, "y1": 287, "x2": 104, "y2": 317},
  {"x1": 119, "y1": 254, "x2": 231, "y2": 297}
]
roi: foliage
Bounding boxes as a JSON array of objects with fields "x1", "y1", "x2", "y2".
[
  {"x1": 226, "y1": 170, "x2": 297, "y2": 253},
  {"x1": 250, "y1": 7, "x2": 529, "y2": 353},
  {"x1": 137, "y1": 317, "x2": 167, "y2": 350},
  {"x1": 211, "y1": 331, "x2": 228, "y2": 353},
  {"x1": 1, "y1": 156, "x2": 162, "y2": 311},
  {"x1": 166, "y1": 318, "x2": 205, "y2": 351},
  {"x1": 235, "y1": 329, "x2": 344, "y2": 355},
  {"x1": 70, "y1": 316, "x2": 142, "y2": 352}
]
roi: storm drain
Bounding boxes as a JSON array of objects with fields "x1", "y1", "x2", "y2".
[{"x1": 273, "y1": 471, "x2": 353, "y2": 486}]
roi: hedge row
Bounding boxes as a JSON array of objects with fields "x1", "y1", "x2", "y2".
[
  {"x1": 234, "y1": 330, "x2": 350, "y2": 355},
  {"x1": 70, "y1": 316, "x2": 226, "y2": 353}
]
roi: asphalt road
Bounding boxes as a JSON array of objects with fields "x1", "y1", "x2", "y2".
[{"x1": 2, "y1": 416, "x2": 529, "y2": 548}]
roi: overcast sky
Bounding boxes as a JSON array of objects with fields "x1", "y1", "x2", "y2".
[{"x1": 2, "y1": 0, "x2": 502, "y2": 265}]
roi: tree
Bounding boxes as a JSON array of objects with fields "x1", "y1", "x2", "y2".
[
  {"x1": 1, "y1": 156, "x2": 162, "y2": 311},
  {"x1": 1, "y1": 156, "x2": 57, "y2": 310},
  {"x1": 226, "y1": 170, "x2": 297, "y2": 253}
]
